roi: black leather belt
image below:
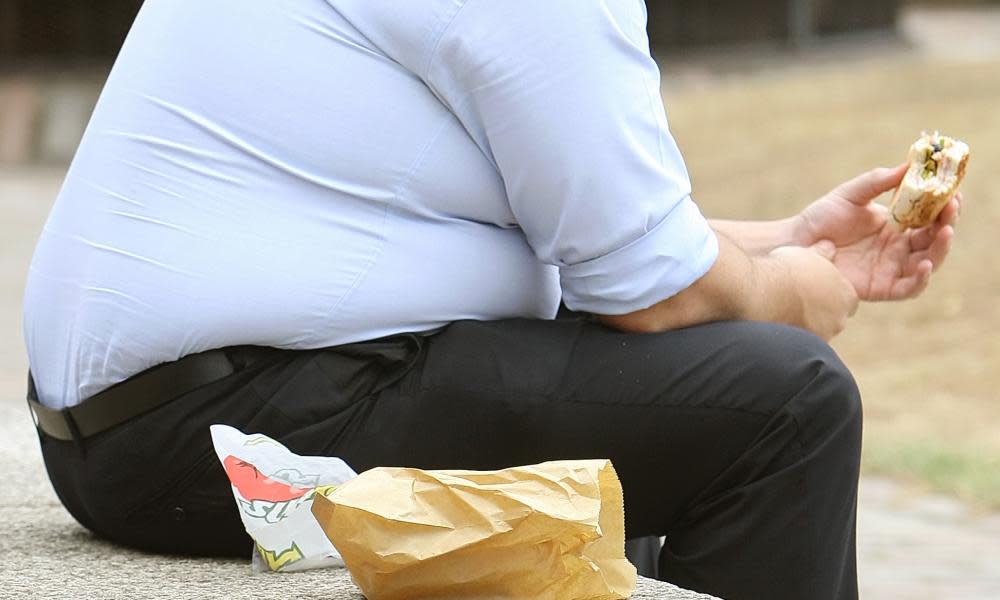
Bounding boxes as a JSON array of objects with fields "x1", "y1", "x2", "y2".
[{"x1": 27, "y1": 349, "x2": 236, "y2": 442}]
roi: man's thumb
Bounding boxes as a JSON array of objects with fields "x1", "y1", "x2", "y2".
[
  {"x1": 810, "y1": 239, "x2": 837, "y2": 260},
  {"x1": 833, "y1": 164, "x2": 907, "y2": 205}
]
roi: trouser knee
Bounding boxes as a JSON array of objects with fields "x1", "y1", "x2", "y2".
[
  {"x1": 781, "y1": 329, "x2": 863, "y2": 473},
  {"x1": 729, "y1": 321, "x2": 862, "y2": 470}
]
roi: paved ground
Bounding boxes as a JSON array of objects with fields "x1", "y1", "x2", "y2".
[
  {"x1": 858, "y1": 479, "x2": 1000, "y2": 599},
  {"x1": 4, "y1": 160, "x2": 1000, "y2": 599}
]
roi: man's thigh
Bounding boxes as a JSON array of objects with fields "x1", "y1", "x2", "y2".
[{"x1": 312, "y1": 318, "x2": 853, "y2": 538}]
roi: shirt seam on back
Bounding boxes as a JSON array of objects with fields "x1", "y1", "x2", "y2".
[
  {"x1": 316, "y1": 202, "x2": 391, "y2": 332},
  {"x1": 320, "y1": 2, "x2": 478, "y2": 331},
  {"x1": 640, "y1": 72, "x2": 667, "y2": 167},
  {"x1": 319, "y1": 108, "x2": 459, "y2": 327},
  {"x1": 421, "y1": 0, "x2": 473, "y2": 79}
]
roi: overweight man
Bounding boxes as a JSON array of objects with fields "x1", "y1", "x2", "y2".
[{"x1": 23, "y1": 2, "x2": 957, "y2": 599}]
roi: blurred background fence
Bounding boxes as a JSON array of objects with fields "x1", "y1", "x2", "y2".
[
  {"x1": 0, "y1": 0, "x2": 902, "y2": 164},
  {"x1": 648, "y1": 0, "x2": 898, "y2": 48},
  {"x1": 0, "y1": 0, "x2": 900, "y2": 62},
  {"x1": 0, "y1": 0, "x2": 142, "y2": 66}
]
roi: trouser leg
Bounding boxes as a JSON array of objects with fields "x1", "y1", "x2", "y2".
[
  {"x1": 625, "y1": 537, "x2": 662, "y2": 579},
  {"x1": 650, "y1": 327, "x2": 863, "y2": 600},
  {"x1": 312, "y1": 319, "x2": 861, "y2": 600}
]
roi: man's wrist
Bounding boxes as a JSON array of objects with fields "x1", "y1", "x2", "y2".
[
  {"x1": 709, "y1": 217, "x2": 809, "y2": 255},
  {"x1": 744, "y1": 251, "x2": 805, "y2": 327},
  {"x1": 784, "y1": 213, "x2": 814, "y2": 248}
]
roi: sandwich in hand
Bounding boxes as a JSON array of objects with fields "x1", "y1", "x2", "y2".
[{"x1": 889, "y1": 131, "x2": 969, "y2": 230}]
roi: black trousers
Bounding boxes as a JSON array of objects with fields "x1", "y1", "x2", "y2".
[{"x1": 37, "y1": 318, "x2": 862, "y2": 600}]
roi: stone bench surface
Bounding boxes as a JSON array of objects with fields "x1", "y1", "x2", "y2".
[
  {"x1": 2, "y1": 504, "x2": 721, "y2": 599},
  {"x1": 301, "y1": 567, "x2": 722, "y2": 599}
]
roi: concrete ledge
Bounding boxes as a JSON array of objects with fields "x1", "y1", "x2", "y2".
[{"x1": 1, "y1": 505, "x2": 720, "y2": 599}]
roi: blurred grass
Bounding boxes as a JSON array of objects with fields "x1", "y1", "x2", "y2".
[
  {"x1": 864, "y1": 436, "x2": 1000, "y2": 510},
  {"x1": 661, "y1": 56, "x2": 1000, "y2": 506}
]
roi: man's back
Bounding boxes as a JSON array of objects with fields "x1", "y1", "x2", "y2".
[{"x1": 24, "y1": 0, "x2": 565, "y2": 408}]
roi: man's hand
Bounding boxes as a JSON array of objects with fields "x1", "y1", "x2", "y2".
[
  {"x1": 791, "y1": 165, "x2": 959, "y2": 301},
  {"x1": 765, "y1": 243, "x2": 859, "y2": 340},
  {"x1": 599, "y1": 165, "x2": 959, "y2": 338}
]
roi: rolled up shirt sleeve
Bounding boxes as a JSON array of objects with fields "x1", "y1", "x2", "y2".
[{"x1": 424, "y1": 0, "x2": 719, "y2": 315}]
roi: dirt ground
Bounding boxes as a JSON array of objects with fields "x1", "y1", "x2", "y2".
[{"x1": 659, "y1": 36, "x2": 1000, "y2": 506}]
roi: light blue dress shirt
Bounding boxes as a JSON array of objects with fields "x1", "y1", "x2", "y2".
[{"x1": 24, "y1": 0, "x2": 718, "y2": 408}]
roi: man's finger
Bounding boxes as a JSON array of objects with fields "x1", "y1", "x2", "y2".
[
  {"x1": 908, "y1": 226, "x2": 954, "y2": 273},
  {"x1": 891, "y1": 260, "x2": 932, "y2": 300},
  {"x1": 909, "y1": 223, "x2": 939, "y2": 252},
  {"x1": 833, "y1": 163, "x2": 908, "y2": 206},
  {"x1": 810, "y1": 239, "x2": 837, "y2": 260},
  {"x1": 937, "y1": 197, "x2": 960, "y2": 226},
  {"x1": 927, "y1": 226, "x2": 954, "y2": 272},
  {"x1": 847, "y1": 286, "x2": 860, "y2": 317}
]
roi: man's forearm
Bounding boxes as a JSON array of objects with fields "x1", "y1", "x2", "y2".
[
  {"x1": 709, "y1": 217, "x2": 802, "y2": 255},
  {"x1": 598, "y1": 233, "x2": 804, "y2": 334}
]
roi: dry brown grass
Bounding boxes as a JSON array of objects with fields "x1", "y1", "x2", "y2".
[{"x1": 662, "y1": 56, "x2": 1000, "y2": 506}]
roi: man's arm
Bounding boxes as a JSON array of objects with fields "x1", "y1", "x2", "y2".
[
  {"x1": 708, "y1": 218, "x2": 799, "y2": 255},
  {"x1": 711, "y1": 166, "x2": 958, "y2": 303},
  {"x1": 597, "y1": 232, "x2": 859, "y2": 340}
]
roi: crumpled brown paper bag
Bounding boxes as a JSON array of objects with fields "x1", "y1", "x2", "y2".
[{"x1": 311, "y1": 459, "x2": 636, "y2": 600}]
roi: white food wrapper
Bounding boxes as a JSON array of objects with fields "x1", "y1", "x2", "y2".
[{"x1": 209, "y1": 424, "x2": 357, "y2": 572}]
